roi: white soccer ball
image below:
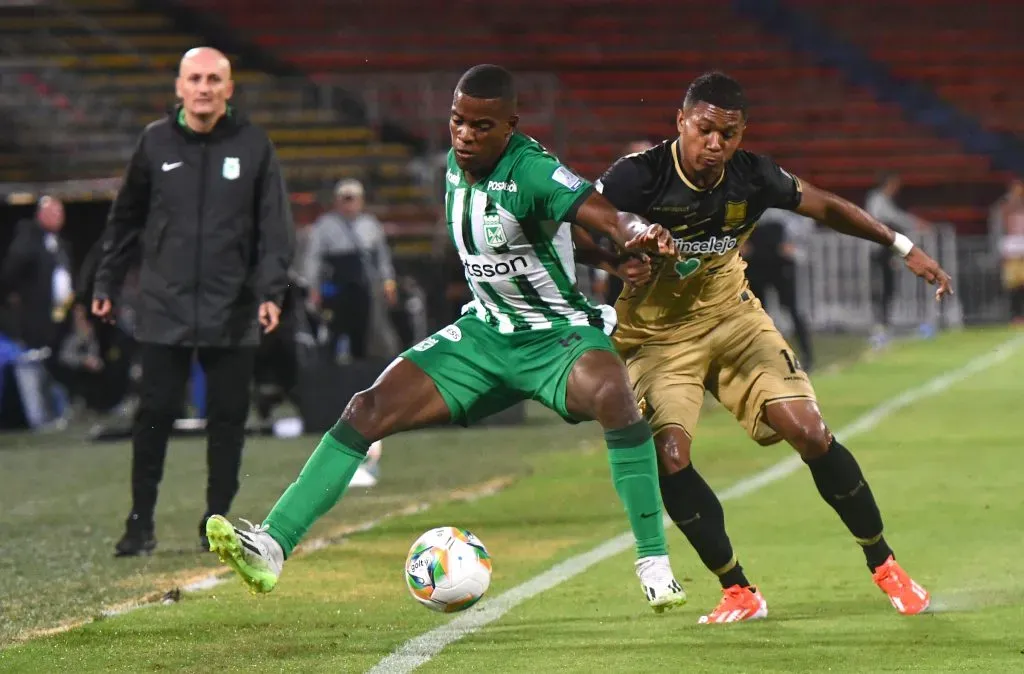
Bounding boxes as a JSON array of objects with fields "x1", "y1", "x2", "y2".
[{"x1": 404, "y1": 526, "x2": 492, "y2": 613}]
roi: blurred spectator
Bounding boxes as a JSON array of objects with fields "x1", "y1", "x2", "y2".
[
  {"x1": 864, "y1": 173, "x2": 930, "y2": 342},
  {"x1": 742, "y1": 208, "x2": 816, "y2": 371},
  {"x1": 0, "y1": 195, "x2": 73, "y2": 428},
  {"x1": 253, "y1": 271, "x2": 309, "y2": 429},
  {"x1": 388, "y1": 275, "x2": 429, "y2": 349},
  {"x1": 306, "y1": 179, "x2": 399, "y2": 361},
  {"x1": 56, "y1": 304, "x2": 105, "y2": 411},
  {"x1": 252, "y1": 215, "x2": 320, "y2": 429},
  {"x1": 72, "y1": 239, "x2": 140, "y2": 419},
  {"x1": 2, "y1": 196, "x2": 74, "y2": 349},
  {"x1": 991, "y1": 179, "x2": 1024, "y2": 323},
  {"x1": 292, "y1": 218, "x2": 314, "y2": 286}
]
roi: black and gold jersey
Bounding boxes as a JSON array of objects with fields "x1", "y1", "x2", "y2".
[{"x1": 596, "y1": 140, "x2": 803, "y2": 350}]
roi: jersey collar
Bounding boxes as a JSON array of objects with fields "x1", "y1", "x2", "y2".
[{"x1": 671, "y1": 140, "x2": 725, "y2": 192}]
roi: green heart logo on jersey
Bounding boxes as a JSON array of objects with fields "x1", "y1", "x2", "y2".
[{"x1": 674, "y1": 257, "x2": 701, "y2": 279}]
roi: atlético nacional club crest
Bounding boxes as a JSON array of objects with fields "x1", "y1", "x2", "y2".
[
  {"x1": 222, "y1": 157, "x2": 240, "y2": 180},
  {"x1": 483, "y1": 214, "x2": 507, "y2": 248}
]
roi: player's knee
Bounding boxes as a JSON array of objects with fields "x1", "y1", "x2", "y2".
[
  {"x1": 783, "y1": 419, "x2": 830, "y2": 460},
  {"x1": 341, "y1": 389, "x2": 388, "y2": 440},
  {"x1": 592, "y1": 378, "x2": 642, "y2": 429},
  {"x1": 655, "y1": 428, "x2": 692, "y2": 473}
]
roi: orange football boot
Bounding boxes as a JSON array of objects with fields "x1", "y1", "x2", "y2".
[
  {"x1": 872, "y1": 556, "x2": 930, "y2": 615},
  {"x1": 697, "y1": 585, "x2": 768, "y2": 624}
]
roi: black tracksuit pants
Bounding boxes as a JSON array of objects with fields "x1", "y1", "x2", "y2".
[{"x1": 131, "y1": 343, "x2": 254, "y2": 524}]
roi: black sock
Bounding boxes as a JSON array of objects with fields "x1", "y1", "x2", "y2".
[
  {"x1": 805, "y1": 437, "x2": 894, "y2": 571},
  {"x1": 660, "y1": 465, "x2": 751, "y2": 589}
]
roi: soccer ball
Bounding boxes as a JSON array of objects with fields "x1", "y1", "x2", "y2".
[{"x1": 404, "y1": 526, "x2": 492, "y2": 613}]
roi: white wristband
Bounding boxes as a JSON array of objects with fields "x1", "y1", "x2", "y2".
[
  {"x1": 890, "y1": 232, "x2": 914, "y2": 258},
  {"x1": 618, "y1": 211, "x2": 650, "y2": 239}
]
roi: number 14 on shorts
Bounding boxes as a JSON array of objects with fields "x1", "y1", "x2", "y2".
[{"x1": 781, "y1": 349, "x2": 802, "y2": 374}]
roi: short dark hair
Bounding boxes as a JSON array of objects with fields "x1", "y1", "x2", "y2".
[
  {"x1": 456, "y1": 64, "x2": 517, "y2": 106},
  {"x1": 683, "y1": 71, "x2": 747, "y2": 117}
]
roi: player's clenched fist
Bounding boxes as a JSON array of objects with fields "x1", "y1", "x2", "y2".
[{"x1": 617, "y1": 253, "x2": 653, "y2": 288}]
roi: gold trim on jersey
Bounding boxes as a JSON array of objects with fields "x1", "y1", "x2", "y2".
[{"x1": 671, "y1": 140, "x2": 725, "y2": 192}]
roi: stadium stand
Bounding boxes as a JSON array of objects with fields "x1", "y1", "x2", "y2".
[
  {"x1": 787, "y1": 0, "x2": 1024, "y2": 139},
  {"x1": 0, "y1": 0, "x2": 1013, "y2": 231},
  {"x1": 0, "y1": 5, "x2": 138, "y2": 182},
  {"x1": 773, "y1": 0, "x2": 1023, "y2": 230},
  {"x1": 0, "y1": 137, "x2": 37, "y2": 184},
  {"x1": 0, "y1": 0, "x2": 430, "y2": 211},
  {"x1": 194, "y1": 0, "x2": 1006, "y2": 231}
]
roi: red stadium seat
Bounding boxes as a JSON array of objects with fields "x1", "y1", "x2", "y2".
[
  {"x1": 187, "y1": 0, "x2": 1008, "y2": 231},
  {"x1": 792, "y1": 0, "x2": 1024, "y2": 144}
]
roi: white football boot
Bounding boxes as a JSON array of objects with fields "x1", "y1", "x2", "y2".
[
  {"x1": 635, "y1": 555, "x2": 687, "y2": 613},
  {"x1": 206, "y1": 516, "x2": 284, "y2": 594}
]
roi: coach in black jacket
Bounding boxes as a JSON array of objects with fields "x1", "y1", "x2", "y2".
[{"x1": 93, "y1": 47, "x2": 294, "y2": 556}]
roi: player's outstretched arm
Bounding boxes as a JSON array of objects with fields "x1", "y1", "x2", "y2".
[
  {"x1": 571, "y1": 225, "x2": 653, "y2": 287},
  {"x1": 795, "y1": 181, "x2": 954, "y2": 299},
  {"x1": 573, "y1": 191, "x2": 677, "y2": 257}
]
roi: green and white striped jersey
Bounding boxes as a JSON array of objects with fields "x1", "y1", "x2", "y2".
[{"x1": 445, "y1": 132, "x2": 616, "y2": 334}]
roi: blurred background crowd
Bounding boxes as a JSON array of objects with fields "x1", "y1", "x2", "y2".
[{"x1": 1, "y1": 0, "x2": 1021, "y2": 435}]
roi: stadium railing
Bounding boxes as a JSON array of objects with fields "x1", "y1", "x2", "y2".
[{"x1": 765, "y1": 226, "x2": 1006, "y2": 334}]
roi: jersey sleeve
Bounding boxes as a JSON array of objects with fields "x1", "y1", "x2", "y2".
[
  {"x1": 594, "y1": 155, "x2": 652, "y2": 214},
  {"x1": 755, "y1": 154, "x2": 803, "y2": 210},
  {"x1": 515, "y1": 152, "x2": 594, "y2": 223}
]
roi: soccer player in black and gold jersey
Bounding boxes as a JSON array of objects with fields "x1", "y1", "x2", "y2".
[{"x1": 589, "y1": 72, "x2": 952, "y2": 623}]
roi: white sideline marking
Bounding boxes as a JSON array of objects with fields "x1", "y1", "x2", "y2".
[
  {"x1": 12, "y1": 479, "x2": 513, "y2": 645},
  {"x1": 369, "y1": 335, "x2": 1024, "y2": 674},
  {"x1": 178, "y1": 478, "x2": 511, "y2": 595}
]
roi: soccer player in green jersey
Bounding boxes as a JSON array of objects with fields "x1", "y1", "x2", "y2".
[{"x1": 207, "y1": 64, "x2": 688, "y2": 612}]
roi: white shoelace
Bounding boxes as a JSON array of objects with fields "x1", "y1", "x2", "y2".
[{"x1": 239, "y1": 518, "x2": 269, "y2": 535}]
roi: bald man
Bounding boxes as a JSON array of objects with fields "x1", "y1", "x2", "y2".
[
  {"x1": 2, "y1": 196, "x2": 72, "y2": 349},
  {"x1": 93, "y1": 47, "x2": 294, "y2": 556}
]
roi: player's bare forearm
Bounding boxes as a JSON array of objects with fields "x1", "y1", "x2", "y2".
[
  {"x1": 795, "y1": 182, "x2": 894, "y2": 247},
  {"x1": 574, "y1": 191, "x2": 676, "y2": 257},
  {"x1": 572, "y1": 224, "x2": 653, "y2": 287},
  {"x1": 571, "y1": 224, "x2": 620, "y2": 273},
  {"x1": 796, "y1": 181, "x2": 953, "y2": 297},
  {"x1": 573, "y1": 191, "x2": 647, "y2": 250}
]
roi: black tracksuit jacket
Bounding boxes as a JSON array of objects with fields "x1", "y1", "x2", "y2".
[{"x1": 93, "y1": 106, "x2": 294, "y2": 347}]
